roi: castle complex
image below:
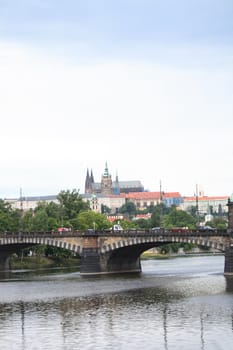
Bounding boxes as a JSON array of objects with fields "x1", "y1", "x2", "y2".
[
  {"x1": 84, "y1": 162, "x2": 144, "y2": 195},
  {"x1": 3, "y1": 162, "x2": 230, "y2": 216}
]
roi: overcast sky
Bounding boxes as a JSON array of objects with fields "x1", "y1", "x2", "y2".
[{"x1": 0, "y1": 0, "x2": 232, "y2": 199}]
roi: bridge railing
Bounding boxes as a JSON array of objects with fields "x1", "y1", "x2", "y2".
[{"x1": 0, "y1": 229, "x2": 230, "y2": 238}]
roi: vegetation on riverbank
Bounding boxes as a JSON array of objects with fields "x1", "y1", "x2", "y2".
[
  {"x1": 141, "y1": 252, "x2": 170, "y2": 259},
  {"x1": 141, "y1": 251, "x2": 223, "y2": 260},
  {"x1": 10, "y1": 256, "x2": 80, "y2": 270}
]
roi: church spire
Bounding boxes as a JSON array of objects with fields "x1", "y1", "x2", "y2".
[
  {"x1": 90, "y1": 169, "x2": 94, "y2": 183},
  {"x1": 101, "y1": 162, "x2": 112, "y2": 195},
  {"x1": 85, "y1": 168, "x2": 90, "y2": 192},
  {"x1": 85, "y1": 168, "x2": 93, "y2": 194},
  {"x1": 103, "y1": 161, "x2": 109, "y2": 177}
]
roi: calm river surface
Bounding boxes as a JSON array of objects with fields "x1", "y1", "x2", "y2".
[{"x1": 0, "y1": 255, "x2": 233, "y2": 350}]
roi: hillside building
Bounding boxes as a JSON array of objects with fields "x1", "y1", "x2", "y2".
[
  {"x1": 125, "y1": 191, "x2": 183, "y2": 210},
  {"x1": 180, "y1": 195, "x2": 229, "y2": 215},
  {"x1": 85, "y1": 163, "x2": 144, "y2": 195}
]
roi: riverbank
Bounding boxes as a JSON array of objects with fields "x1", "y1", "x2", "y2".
[
  {"x1": 141, "y1": 252, "x2": 169, "y2": 259},
  {"x1": 141, "y1": 251, "x2": 223, "y2": 260},
  {"x1": 10, "y1": 256, "x2": 80, "y2": 270}
]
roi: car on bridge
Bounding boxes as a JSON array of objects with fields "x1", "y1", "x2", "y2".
[
  {"x1": 171, "y1": 227, "x2": 190, "y2": 233},
  {"x1": 57, "y1": 227, "x2": 71, "y2": 233},
  {"x1": 197, "y1": 225, "x2": 217, "y2": 232},
  {"x1": 112, "y1": 224, "x2": 123, "y2": 231},
  {"x1": 104, "y1": 224, "x2": 124, "y2": 233},
  {"x1": 151, "y1": 227, "x2": 168, "y2": 234},
  {"x1": 151, "y1": 227, "x2": 162, "y2": 232}
]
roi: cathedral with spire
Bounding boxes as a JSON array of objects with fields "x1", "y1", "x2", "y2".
[{"x1": 85, "y1": 162, "x2": 144, "y2": 195}]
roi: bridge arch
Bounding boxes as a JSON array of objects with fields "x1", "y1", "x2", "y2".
[
  {"x1": 0, "y1": 236, "x2": 83, "y2": 255},
  {"x1": 99, "y1": 235, "x2": 226, "y2": 274},
  {"x1": 101, "y1": 236, "x2": 226, "y2": 254},
  {"x1": 0, "y1": 235, "x2": 83, "y2": 270}
]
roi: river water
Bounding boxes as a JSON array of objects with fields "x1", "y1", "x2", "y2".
[{"x1": 0, "y1": 255, "x2": 232, "y2": 350}]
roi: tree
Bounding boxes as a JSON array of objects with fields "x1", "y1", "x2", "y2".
[
  {"x1": 22, "y1": 209, "x2": 34, "y2": 232},
  {"x1": 36, "y1": 201, "x2": 60, "y2": 219},
  {"x1": 76, "y1": 211, "x2": 111, "y2": 230},
  {"x1": 101, "y1": 204, "x2": 111, "y2": 214},
  {"x1": 32, "y1": 209, "x2": 49, "y2": 232},
  {"x1": 134, "y1": 218, "x2": 150, "y2": 229},
  {"x1": 118, "y1": 201, "x2": 137, "y2": 218},
  {"x1": 34, "y1": 202, "x2": 61, "y2": 230},
  {"x1": 57, "y1": 189, "x2": 89, "y2": 221},
  {"x1": 163, "y1": 207, "x2": 196, "y2": 229},
  {"x1": 150, "y1": 203, "x2": 171, "y2": 228},
  {"x1": 0, "y1": 200, "x2": 21, "y2": 232},
  {"x1": 206, "y1": 217, "x2": 227, "y2": 230}
]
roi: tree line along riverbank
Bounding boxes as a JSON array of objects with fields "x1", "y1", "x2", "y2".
[{"x1": 10, "y1": 256, "x2": 80, "y2": 270}]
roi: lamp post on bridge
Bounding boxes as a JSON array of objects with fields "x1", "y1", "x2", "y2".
[
  {"x1": 159, "y1": 180, "x2": 163, "y2": 228},
  {"x1": 195, "y1": 184, "x2": 200, "y2": 227},
  {"x1": 19, "y1": 187, "x2": 24, "y2": 238}
]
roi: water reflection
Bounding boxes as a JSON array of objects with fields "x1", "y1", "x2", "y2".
[
  {"x1": 20, "y1": 302, "x2": 25, "y2": 350},
  {"x1": 0, "y1": 286, "x2": 232, "y2": 350},
  {"x1": 163, "y1": 304, "x2": 168, "y2": 350},
  {"x1": 0, "y1": 256, "x2": 232, "y2": 350}
]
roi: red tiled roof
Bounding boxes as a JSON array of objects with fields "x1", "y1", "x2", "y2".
[
  {"x1": 184, "y1": 196, "x2": 229, "y2": 201},
  {"x1": 125, "y1": 192, "x2": 181, "y2": 200},
  {"x1": 126, "y1": 192, "x2": 161, "y2": 199},
  {"x1": 163, "y1": 192, "x2": 181, "y2": 198}
]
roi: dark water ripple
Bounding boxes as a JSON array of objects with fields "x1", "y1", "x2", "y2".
[{"x1": 0, "y1": 255, "x2": 232, "y2": 350}]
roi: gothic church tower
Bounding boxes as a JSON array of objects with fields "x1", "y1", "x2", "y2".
[
  {"x1": 101, "y1": 162, "x2": 112, "y2": 195},
  {"x1": 85, "y1": 168, "x2": 94, "y2": 194}
]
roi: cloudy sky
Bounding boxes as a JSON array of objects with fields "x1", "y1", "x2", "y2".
[{"x1": 0, "y1": 0, "x2": 232, "y2": 198}]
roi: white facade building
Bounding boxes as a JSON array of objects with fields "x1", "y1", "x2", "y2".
[
  {"x1": 4, "y1": 193, "x2": 229, "y2": 216},
  {"x1": 180, "y1": 196, "x2": 229, "y2": 215}
]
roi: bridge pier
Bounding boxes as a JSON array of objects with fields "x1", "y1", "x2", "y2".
[
  {"x1": 80, "y1": 249, "x2": 102, "y2": 274},
  {"x1": 0, "y1": 252, "x2": 11, "y2": 271},
  {"x1": 80, "y1": 249, "x2": 141, "y2": 275},
  {"x1": 80, "y1": 236, "x2": 103, "y2": 274},
  {"x1": 224, "y1": 246, "x2": 233, "y2": 275},
  {"x1": 80, "y1": 243, "x2": 143, "y2": 275}
]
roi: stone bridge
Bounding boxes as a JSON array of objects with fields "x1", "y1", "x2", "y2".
[{"x1": 0, "y1": 230, "x2": 233, "y2": 275}]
